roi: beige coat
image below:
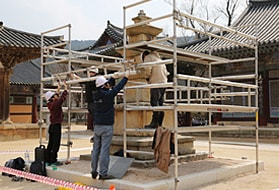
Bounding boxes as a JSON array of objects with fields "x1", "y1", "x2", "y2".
[
  {"x1": 144, "y1": 51, "x2": 169, "y2": 84},
  {"x1": 154, "y1": 126, "x2": 171, "y2": 173}
]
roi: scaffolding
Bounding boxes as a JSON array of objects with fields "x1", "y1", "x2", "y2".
[
  {"x1": 38, "y1": 1, "x2": 259, "y2": 189},
  {"x1": 38, "y1": 24, "x2": 135, "y2": 162},
  {"x1": 122, "y1": 1, "x2": 258, "y2": 190}
]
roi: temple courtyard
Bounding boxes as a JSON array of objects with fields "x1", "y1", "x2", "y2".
[{"x1": 0, "y1": 125, "x2": 278, "y2": 190}]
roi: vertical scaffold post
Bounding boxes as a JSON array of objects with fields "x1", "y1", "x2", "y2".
[
  {"x1": 66, "y1": 24, "x2": 72, "y2": 163},
  {"x1": 172, "y1": 0, "x2": 179, "y2": 189},
  {"x1": 123, "y1": 4, "x2": 128, "y2": 158},
  {"x1": 254, "y1": 24, "x2": 259, "y2": 173}
]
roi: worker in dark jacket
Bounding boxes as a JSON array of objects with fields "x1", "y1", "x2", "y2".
[
  {"x1": 44, "y1": 81, "x2": 68, "y2": 166},
  {"x1": 91, "y1": 73, "x2": 128, "y2": 180},
  {"x1": 72, "y1": 67, "x2": 99, "y2": 131}
]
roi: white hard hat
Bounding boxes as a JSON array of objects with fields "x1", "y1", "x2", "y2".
[
  {"x1": 89, "y1": 67, "x2": 99, "y2": 74},
  {"x1": 96, "y1": 76, "x2": 107, "y2": 87},
  {"x1": 45, "y1": 91, "x2": 55, "y2": 101}
]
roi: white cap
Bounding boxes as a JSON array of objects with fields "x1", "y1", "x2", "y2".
[
  {"x1": 96, "y1": 76, "x2": 107, "y2": 87},
  {"x1": 45, "y1": 91, "x2": 55, "y2": 101},
  {"x1": 89, "y1": 67, "x2": 99, "y2": 74}
]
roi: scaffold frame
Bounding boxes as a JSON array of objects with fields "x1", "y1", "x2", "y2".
[
  {"x1": 122, "y1": 1, "x2": 259, "y2": 190},
  {"x1": 38, "y1": 1, "x2": 259, "y2": 189}
]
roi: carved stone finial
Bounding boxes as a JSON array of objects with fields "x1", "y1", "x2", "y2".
[
  {"x1": 138, "y1": 10, "x2": 146, "y2": 17},
  {"x1": 132, "y1": 10, "x2": 151, "y2": 23}
]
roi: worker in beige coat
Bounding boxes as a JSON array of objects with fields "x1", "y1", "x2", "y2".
[{"x1": 142, "y1": 51, "x2": 169, "y2": 128}]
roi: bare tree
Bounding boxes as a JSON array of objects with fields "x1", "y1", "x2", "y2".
[
  {"x1": 178, "y1": 0, "x2": 246, "y2": 39},
  {"x1": 179, "y1": 0, "x2": 222, "y2": 39},
  {"x1": 216, "y1": 0, "x2": 240, "y2": 26}
]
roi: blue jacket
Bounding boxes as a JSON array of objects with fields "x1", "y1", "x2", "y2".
[{"x1": 93, "y1": 77, "x2": 128, "y2": 125}]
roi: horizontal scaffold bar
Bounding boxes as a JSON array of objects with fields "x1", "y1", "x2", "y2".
[
  {"x1": 176, "y1": 125, "x2": 256, "y2": 133},
  {"x1": 178, "y1": 23, "x2": 256, "y2": 50},
  {"x1": 122, "y1": 36, "x2": 174, "y2": 49},
  {"x1": 177, "y1": 11, "x2": 257, "y2": 42},
  {"x1": 144, "y1": 43, "x2": 230, "y2": 65},
  {"x1": 177, "y1": 74, "x2": 257, "y2": 89},
  {"x1": 211, "y1": 91, "x2": 256, "y2": 97},
  {"x1": 44, "y1": 47, "x2": 124, "y2": 61},
  {"x1": 136, "y1": 59, "x2": 173, "y2": 67},
  {"x1": 211, "y1": 57, "x2": 256, "y2": 65},
  {"x1": 42, "y1": 41, "x2": 68, "y2": 50},
  {"x1": 126, "y1": 150, "x2": 154, "y2": 155},
  {"x1": 213, "y1": 74, "x2": 257, "y2": 80},
  {"x1": 124, "y1": 0, "x2": 151, "y2": 9},
  {"x1": 125, "y1": 103, "x2": 257, "y2": 113},
  {"x1": 41, "y1": 24, "x2": 70, "y2": 35},
  {"x1": 41, "y1": 108, "x2": 88, "y2": 113},
  {"x1": 125, "y1": 14, "x2": 173, "y2": 29},
  {"x1": 125, "y1": 82, "x2": 174, "y2": 89},
  {"x1": 42, "y1": 59, "x2": 68, "y2": 66}
]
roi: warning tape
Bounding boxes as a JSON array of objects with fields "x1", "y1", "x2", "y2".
[
  {"x1": 0, "y1": 166, "x2": 101, "y2": 190},
  {"x1": 0, "y1": 147, "x2": 91, "y2": 155},
  {"x1": 0, "y1": 150, "x2": 33, "y2": 155}
]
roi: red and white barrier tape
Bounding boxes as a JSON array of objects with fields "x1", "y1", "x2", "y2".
[
  {"x1": 0, "y1": 147, "x2": 91, "y2": 155},
  {"x1": 0, "y1": 166, "x2": 101, "y2": 190},
  {"x1": 0, "y1": 150, "x2": 33, "y2": 154}
]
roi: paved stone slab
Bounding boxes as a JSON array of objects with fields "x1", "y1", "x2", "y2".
[{"x1": 108, "y1": 156, "x2": 135, "y2": 179}]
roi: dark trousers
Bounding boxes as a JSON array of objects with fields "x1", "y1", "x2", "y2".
[
  {"x1": 46, "y1": 123, "x2": 61, "y2": 164},
  {"x1": 87, "y1": 102, "x2": 94, "y2": 131},
  {"x1": 150, "y1": 88, "x2": 165, "y2": 107},
  {"x1": 150, "y1": 88, "x2": 166, "y2": 125}
]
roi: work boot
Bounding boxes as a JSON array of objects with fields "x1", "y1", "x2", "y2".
[
  {"x1": 91, "y1": 172, "x2": 98, "y2": 179},
  {"x1": 144, "y1": 112, "x2": 159, "y2": 129}
]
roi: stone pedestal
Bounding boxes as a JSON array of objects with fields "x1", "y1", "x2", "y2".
[
  {"x1": 0, "y1": 124, "x2": 46, "y2": 141},
  {"x1": 111, "y1": 135, "x2": 196, "y2": 160},
  {"x1": 114, "y1": 105, "x2": 176, "y2": 135}
]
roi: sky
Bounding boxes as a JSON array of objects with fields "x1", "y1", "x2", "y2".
[{"x1": 1, "y1": 0, "x2": 246, "y2": 40}]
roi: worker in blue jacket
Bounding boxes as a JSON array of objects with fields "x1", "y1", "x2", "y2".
[{"x1": 91, "y1": 72, "x2": 129, "y2": 180}]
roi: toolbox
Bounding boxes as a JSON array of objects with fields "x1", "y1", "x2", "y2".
[{"x1": 34, "y1": 145, "x2": 46, "y2": 162}]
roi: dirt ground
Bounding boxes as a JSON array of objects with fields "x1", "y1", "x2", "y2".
[
  {"x1": 57, "y1": 156, "x2": 245, "y2": 183},
  {"x1": 0, "y1": 131, "x2": 279, "y2": 190},
  {"x1": 196, "y1": 138, "x2": 279, "y2": 190}
]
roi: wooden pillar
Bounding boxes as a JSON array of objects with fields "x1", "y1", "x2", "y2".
[
  {"x1": 0, "y1": 67, "x2": 12, "y2": 123},
  {"x1": 32, "y1": 96, "x2": 38, "y2": 123}
]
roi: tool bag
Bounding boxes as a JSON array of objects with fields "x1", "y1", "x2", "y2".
[{"x1": 30, "y1": 160, "x2": 47, "y2": 179}]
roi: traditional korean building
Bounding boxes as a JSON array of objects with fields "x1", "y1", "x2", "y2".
[
  {"x1": 181, "y1": 0, "x2": 279, "y2": 126},
  {"x1": 81, "y1": 20, "x2": 123, "y2": 57},
  {"x1": 9, "y1": 59, "x2": 50, "y2": 123},
  {"x1": 0, "y1": 22, "x2": 63, "y2": 124}
]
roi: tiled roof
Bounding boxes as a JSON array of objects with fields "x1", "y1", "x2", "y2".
[
  {"x1": 0, "y1": 22, "x2": 63, "y2": 48},
  {"x1": 10, "y1": 59, "x2": 41, "y2": 85},
  {"x1": 10, "y1": 58, "x2": 52, "y2": 85},
  {"x1": 87, "y1": 42, "x2": 123, "y2": 57},
  {"x1": 76, "y1": 21, "x2": 123, "y2": 57},
  {"x1": 183, "y1": 0, "x2": 279, "y2": 53},
  {"x1": 90, "y1": 21, "x2": 123, "y2": 49}
]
